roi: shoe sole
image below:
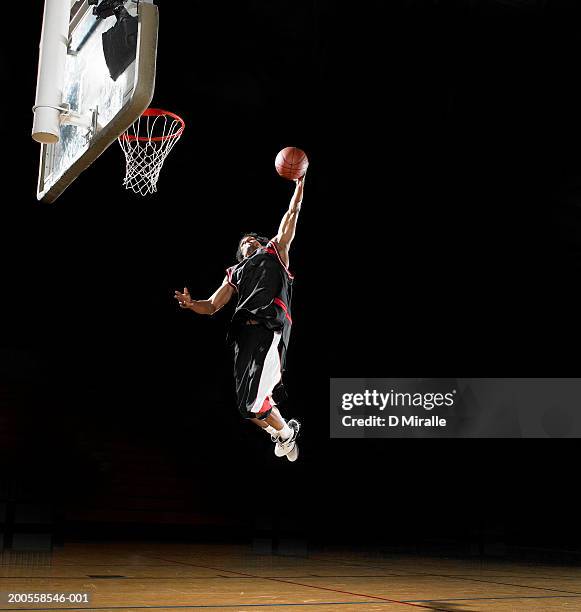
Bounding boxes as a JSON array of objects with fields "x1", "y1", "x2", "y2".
[
  {"x1": 275, "y1": 440, "x2": 294, "y2": 457},
  {"x1": 286, "y1": 444, "x2": 299, "y2": 462}
]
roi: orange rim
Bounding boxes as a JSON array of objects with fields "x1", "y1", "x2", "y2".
[{"x1": 120, "y1": 108, "x2": 185, "y2": 142}]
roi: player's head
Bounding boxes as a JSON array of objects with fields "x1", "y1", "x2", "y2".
[{"x1": 237, "y1": 233, "x2": 269, "y2": 262}]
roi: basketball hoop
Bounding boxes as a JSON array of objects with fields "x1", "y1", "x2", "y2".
[{"x1": 118, "y1": 108, "x2": 185, "y2": 195}]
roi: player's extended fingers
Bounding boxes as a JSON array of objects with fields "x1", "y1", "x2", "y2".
[{"x1": 183, "y1": 287, "x2": 190, "y2": 296}]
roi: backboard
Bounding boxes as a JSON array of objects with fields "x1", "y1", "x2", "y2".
[{"x1": 34, "y1": 0, "x2": 158, "y2": 203}]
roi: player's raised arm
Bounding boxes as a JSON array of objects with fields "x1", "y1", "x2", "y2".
[
  {"x1": 174, "y1": 277, "x2": 234, "y2": 316},
  {"x1": 274, "y1": 175, "x2": 306, "y2": 260}
]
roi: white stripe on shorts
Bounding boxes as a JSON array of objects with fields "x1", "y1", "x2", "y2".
[{"x1": 251, "y1": 331, "x2": 282, "y2": 413}]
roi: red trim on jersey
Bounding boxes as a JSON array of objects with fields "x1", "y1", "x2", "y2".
[
  {"x1": 274, "y1": 297, "x2": 292, "y2": 324},
  {"x1": 258, "y1": 396, "x2": 272, "y2": 414},
  {"x1": 226, "y1": 267, "x2": 238, "y2": 292},
  {"x1": 266, "y1": 240, "x2": 294, "y2": 279}
]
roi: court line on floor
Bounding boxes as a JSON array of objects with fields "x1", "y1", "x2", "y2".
[
  {"x1": 420, "y1": 572, "x2": 581, "y2": 596},
  {"x1": 70, "y1": 555, "x2": 581, "y2": 580},
  {"x1": 306, "y1": 555, "x2": 581, "y2": 595},
  {"x1": 407, "y1": 594, "x2": 581, "y2": 603},
  {"x1": 1, "y1": 573, "x2": 577, "y2": 582},
  {"x1": 408, "y1": 574, "x2": 581, "y2": 580},
  {"x1": 3, "y1": 595, "x2": 581, "y2": 611},
  {"x1": 142, "y1": 555, "x2": 461, "y2": 611},
  {"x1": 0, "y1": 576, "x2": 236, "y2": 580},
  {"x1": 305, "y1": 572, "x2": 580, "y2": 583},
  {"x1": 146, "y1": 554, "x2": 581, "y2": 597},
  {"x1": 309, "y1": 553, "x2": 581, "y2": 577},
  {"x1": 0, "y1": 595, "x2": 577, "y2": 612},
  {"x1": 0, "y1": 602, "x2": 461, "y2": 610},
  {"x1": 265, "y1": 550, "x2": 581, "y2": 580},
  {"x1": 178, "y1": 572, "x2": 581, "y2": 581},
  {"x1": 54, "y1": 565, "x2": 184, "y2": 568},
  {"x1": 313, "y1": 573, "x2": 581, "y2": 580}
]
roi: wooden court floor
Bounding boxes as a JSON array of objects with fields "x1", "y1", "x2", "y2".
[{"x1": 1, "y1": 543, "x2": 581, "y2": 611}]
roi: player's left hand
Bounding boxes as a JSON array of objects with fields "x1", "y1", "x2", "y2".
[{"x1": 174, "y1": 287, "x2": 194, "y2": 309}]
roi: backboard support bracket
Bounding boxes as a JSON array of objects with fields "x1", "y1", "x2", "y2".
[
  {"x1": 32, "y1": 103, "x2": 97, "y2": 134},
  {"x1": 59, "y1": 103, "x2": 97, "y2": 131}
]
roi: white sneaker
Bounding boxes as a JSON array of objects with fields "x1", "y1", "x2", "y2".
[
  {"x1": 285, "y1": 443, "x2": 299, "y2": 462},
  {"x1": 274, "y1": 419, "x2": 300, "y2": 459}
]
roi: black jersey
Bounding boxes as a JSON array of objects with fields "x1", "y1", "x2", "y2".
[{"x1": 226, "y1": 239, "x2": 294, "y2": 347}]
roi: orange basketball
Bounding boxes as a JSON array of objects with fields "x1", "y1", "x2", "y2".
[{"x1": 275, "y1": 147, "x2": 309, "y2": 180}]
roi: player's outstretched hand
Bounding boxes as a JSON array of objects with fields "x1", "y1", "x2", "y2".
[
  {"x1": 174, "y1": 287, "x2": 194, "y2": 309},
  {"x1": 295, "y1": 169, "x2": 307, "y2": 185}
]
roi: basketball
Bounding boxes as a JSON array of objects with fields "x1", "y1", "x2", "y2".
[{"x1": 275, "y1": 147, "x2": 309, "y2": 180}]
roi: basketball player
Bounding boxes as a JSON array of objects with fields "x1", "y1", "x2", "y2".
[{"x1": 174, "y1": 175, "x2": 305, "y2": 461}]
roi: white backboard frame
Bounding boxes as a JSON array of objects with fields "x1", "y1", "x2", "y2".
[{"x1": 36, "y1": 0, "x2": 158, "y2": 203}]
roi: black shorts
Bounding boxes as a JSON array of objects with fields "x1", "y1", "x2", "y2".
[{"x1": 231, "y1": 323, "x2": 287, "y2": 419}]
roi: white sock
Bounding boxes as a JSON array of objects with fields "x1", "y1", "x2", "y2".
[
  {"x1": 265, "y1": 425, "x2": 278, "y2": 436},
  {"x1": 277, "y1": 422, "x2": 292, "y2": 441}
]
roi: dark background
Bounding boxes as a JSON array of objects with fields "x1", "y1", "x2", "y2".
[{"x1": 1, "y1": 0, "x2": 580, "y2": 556}]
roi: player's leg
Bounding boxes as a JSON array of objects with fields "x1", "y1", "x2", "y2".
[
  {"x1": 233, "y1": 324, "x2": 299, "y2": 459},
  {"x1": 250, "y1": 406, "x2": 292, "y2": 440},
  {"x1": 272, "y1": 409, "x2": 300, "y2": 461},
  {"x1": 267, "y1": 338, "x2": 300, "y2": 459},
  {"x1": 251, "y1": 407, "x2": 299, "y2": 462},
  {"x1": 253, "y1": 389, "x2": 300, "y2": 460},
  {"x1": 233, "y1": 324, "x2": 283, "y2": 422}
]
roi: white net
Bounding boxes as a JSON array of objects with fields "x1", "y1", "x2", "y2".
[{"x1": 118, "y1": 109, "x2": 184, "y2": 195}]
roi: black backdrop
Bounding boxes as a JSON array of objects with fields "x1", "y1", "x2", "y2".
[{"x1": 1, "y1": 0, "x2": 581, "y2": 552}]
